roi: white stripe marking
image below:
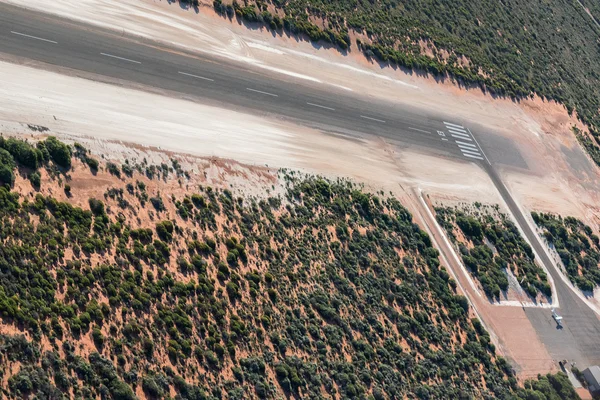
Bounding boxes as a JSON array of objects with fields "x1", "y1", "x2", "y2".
[
  {"x1": 446, "y1": 126, "x2": 467, "y2": 134},
  {"x1": 451, "y1": 131, "x2": 470, "y2": 137},
  {"x1": 246, "y1": 88, "x2": 278, "y2": 97},
  {"x1": 467, "y1": 128, "x2": 491, "y2": 165},
  {"x1": 444, "y1": 121, "x2": 465, "y2": 129},
  {"x1": 307, "y1": 102, "x2": 335, "y2": 111},
  {"x1": 460, "y1": 148, "x2": 482, "y2": 156},
  {"x1": 447, "y1": 126, "x2": 468, "y2": 134},
  {"x1": 360, "y1": 115, "x2": 386, "y2": 123},
  {"x1": 457, "y1": 143, "x2": 478, "y2": 151},
  {"x1": 11, "y1": 31, "x2": 57, "y2": 44},
  {"x1": 458, "y1": 145, "x2": 479, "y2": 153},
  {"x1": 408, "y1": 127, "x2": 431, "y2": 134},
  {"x1": 178, "y1": 71, "x2": 214, "y2": 81},
  {"x1": 451, "y1": 134, "x2": 472, "y2": 141},
  {"x1": 456, "y1": 140, "x2": 477, "y2": 148},
  {"x1": 100, "y1": 52, "x2": 141, "y2": 64},
  {"x1": 463, "y1": 153, "x2": 484, "y2": 160}
]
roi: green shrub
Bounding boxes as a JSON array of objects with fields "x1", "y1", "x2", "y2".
[{"x1": 28, "y1": 171, "x2": 41, "y2": 189}]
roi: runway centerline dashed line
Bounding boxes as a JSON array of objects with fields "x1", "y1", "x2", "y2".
[
  {"x1": 408, "y1": 127, "x2": 431, "y2": 134},
  {"x1": 246, "y1": 88, "x2": 278, "y2": 97},
  {"x1": 100, "y1": 52, "x2": 141, "y2": 64},
  {"x1": 360, "y1": 115, "x2": 385, "y2": 123},
  {"x1": 307, "y1": 102, "x2": 335, "y2": 111},
  {"x1": 178, "y1": 71, "x2": 214, "y2": 81},
  {"x1": 11, "y1": 31, "x2": 57, "y2": 44}
]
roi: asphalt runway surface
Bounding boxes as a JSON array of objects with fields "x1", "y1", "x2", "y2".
[{"x1": 1, "y1": 1, "x2": 599, "y2": 368}]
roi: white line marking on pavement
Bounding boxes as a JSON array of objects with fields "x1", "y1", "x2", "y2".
[
  {"x1": 446, "y1": 128, "x2": 469, "y2": 136},
  {"x1": 451, "y1": 134, "x2": 472, "y2": 141},
  {"x1": 100, "y1": 52, "x2": 141, "y2": 64},
  {"x1": 11, "y1": 31, "x2": 57, "y2": 44},
  {"x1": 246, "y1": 88, "x2": 278, "y2": 97},
  {"x1": 459, "y1": 148, "x2": 481, "y2": 156},
  {"x1": 460, "y1": 148, "x2": 482, "y2": 156},
  {"x1": 467, "y1": 128, "x2": 491, "y2": 165},
  {"x1": 443, "y1": 121, "x2": 465, "y2": 129},
  {"x1": 408, "y1": 127, "x2": 431, "y2": 133},
  {"x1": 456, "y1": 140, "x2": 477, "y2": 148},
  {"x1": 449, "y1": 130, "x2": 470, "y2": 138},
  {"x1": 447, "y1": 126, "x2": 468, "y2": 134},
  {"x1": 457, "y1": 143, "x2": 478, "y2": 151},
  {"x1": 441, "y1": 138, "x2": 448, "y2": 141},
  {"x1": 306, "y1": 102, "x2": 335, "y2": 111},
  {"x1": 360, "y1": 115, "x2": 386, "y2": 123},
  {"x1": 463, "y1": 153, "x2": 484, "y2": 160},
  {"x1": 178, "y1": 71, "x2": 214, "y2": 81}
]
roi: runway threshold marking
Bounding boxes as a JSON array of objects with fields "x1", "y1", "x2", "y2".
[
  {"x1": 360, "y1": 115, "x2": 385, "y2": 123},
  {"x1": 459, "y1": 148, "x2": 483, "y2": 156},
  {"x1": 443, "y1": 121, "x2": 465, "y2": 129},
  {"x1": 307, "y1": 102, "x2": 335, "y2": 111},
  {"x1": 463, "y1": 153, "x2": 484, "y2": 160},
  {"x1": 100, "y1": 52, "x2": 141, "y2": 64},
  {"x1": 247, "y1": 88, "x2": 278, "y2": 97},
  {"x1": 467, "y1": 127, "x2": 492, "y2": 165},
  {"x1": 451, "y1": 134, "x2": 472, "y2": 141},
  {"x1": 456, "y1": 140, "x2": 477, "y2": 148},
  {"x1": 11, "y1": 31, "x2": 57, "y2": 44},
  {"x1": 178, "y1": 71, "x2": 214, "y2": 81},
  {"x1": 443, "y1": 121, "x2": 487, "y2": 161}
]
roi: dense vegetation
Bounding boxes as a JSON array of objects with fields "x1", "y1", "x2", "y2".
[
  {"x1": 532, "y1": 212, "x2": 600, "y2": 292},
  {"x1": 212, "y1": 0, "x2": 600, "y2": 167},
  {"x1": 579, "y1": 0, "x2": 600, "y2": 26},
  {"x1": 0, "y1": 136, "x2": 579, "y2": 399},
  {"x1": 436, "y1": 205, "x2": 551, "y2": 301}
]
